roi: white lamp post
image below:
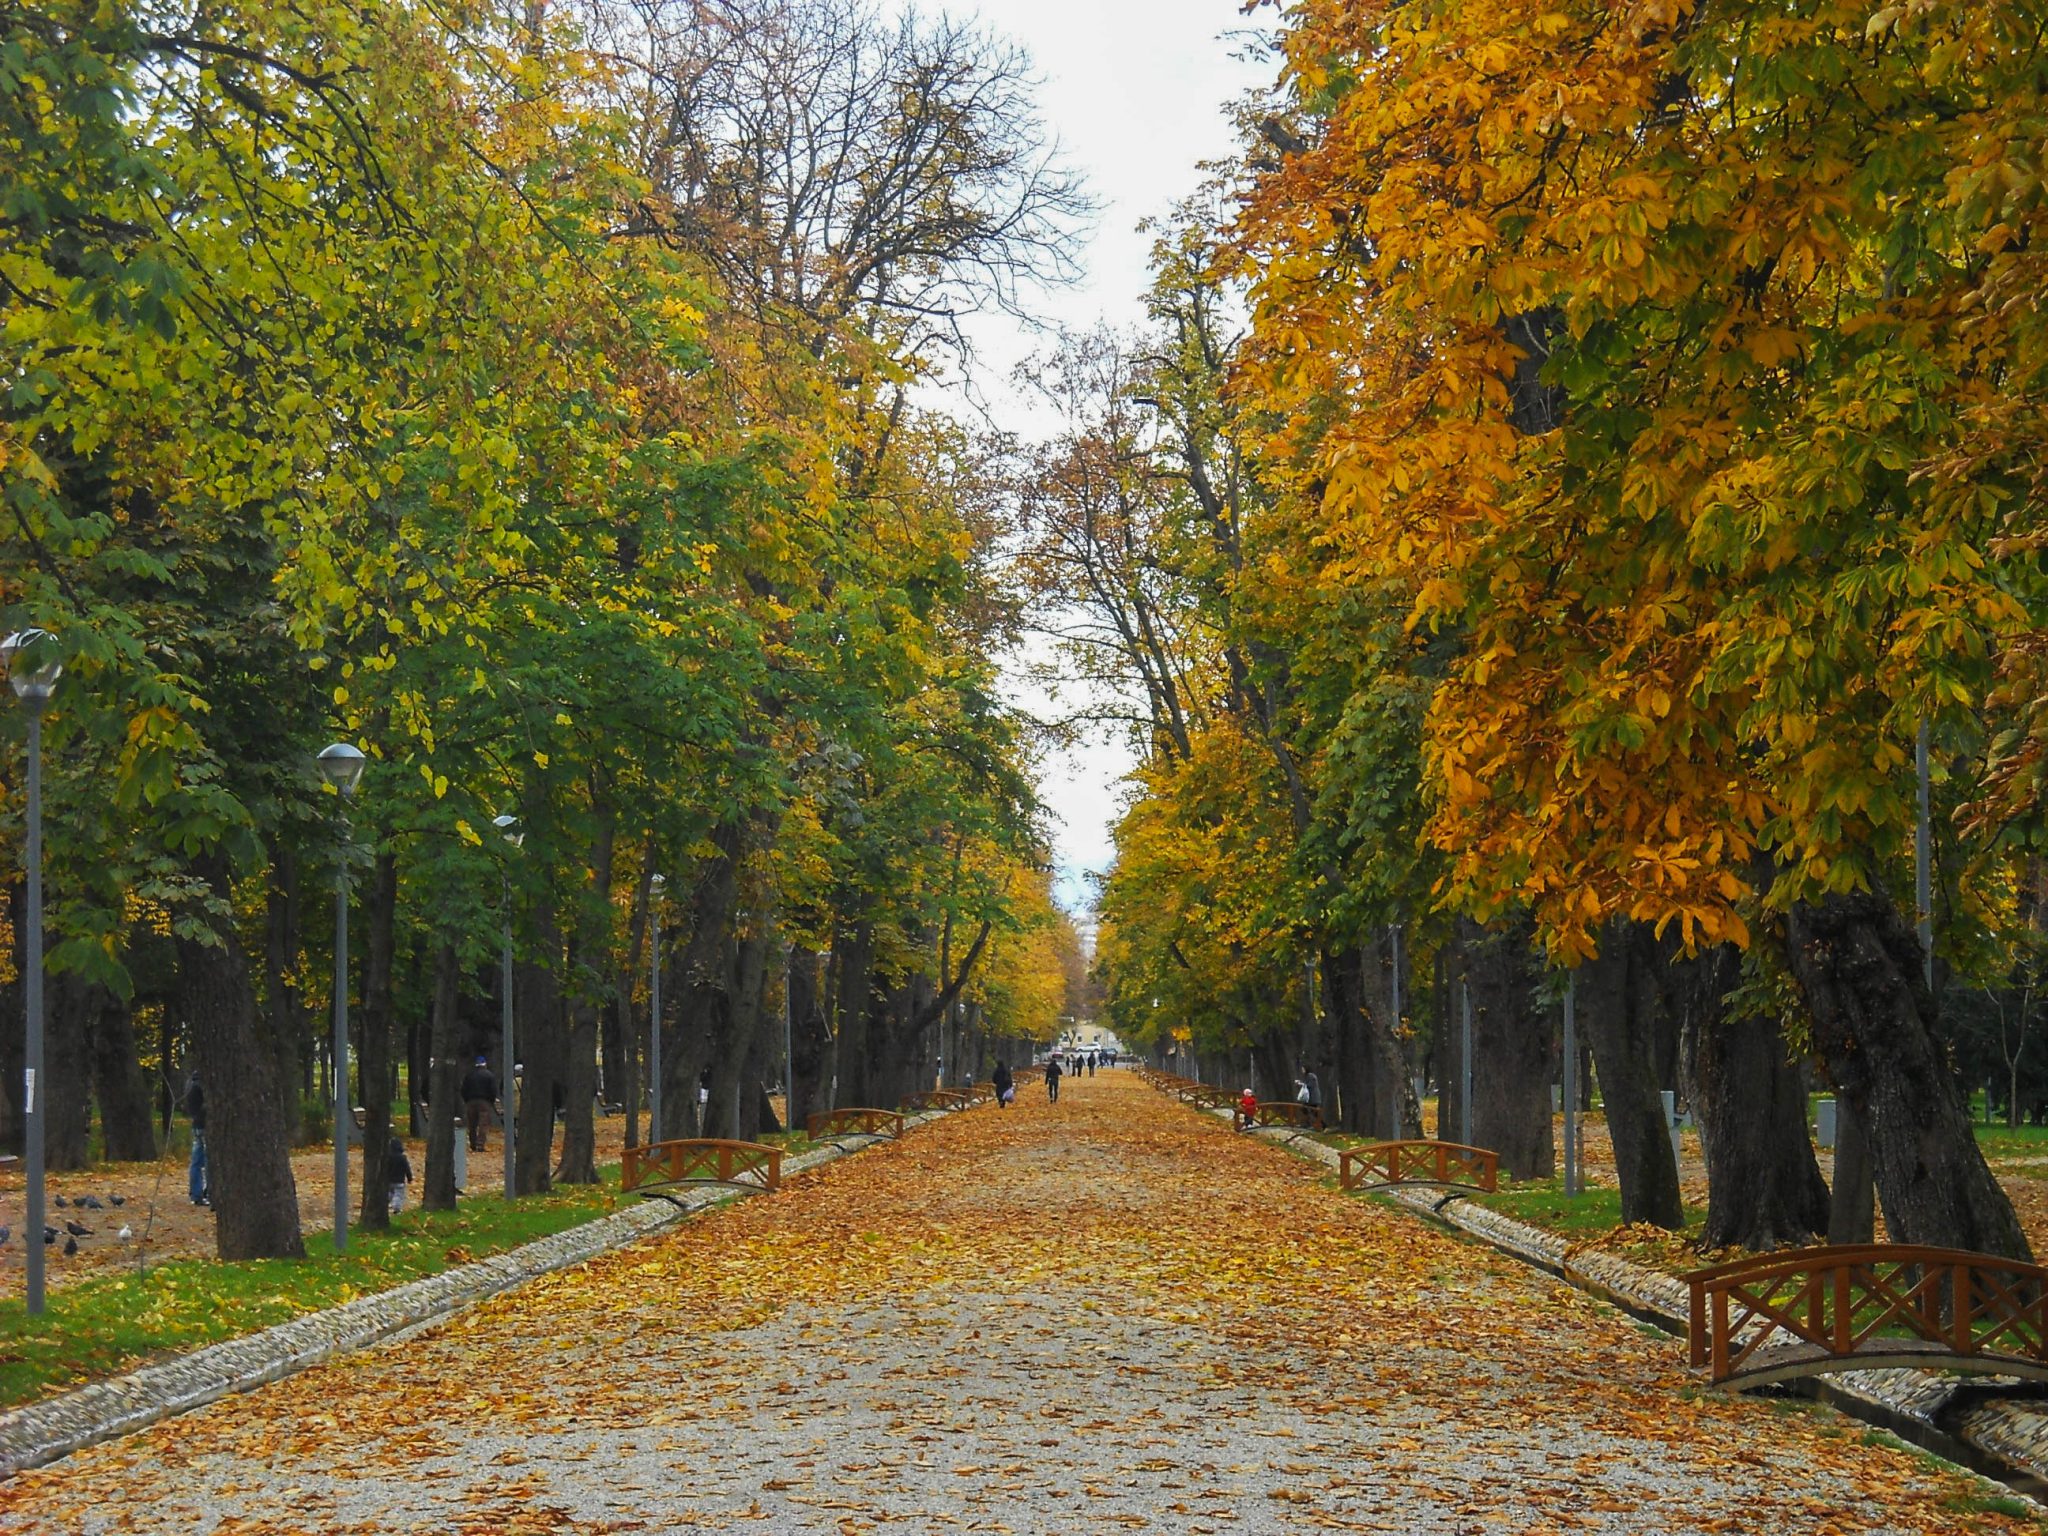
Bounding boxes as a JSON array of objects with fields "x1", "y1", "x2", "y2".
[
  {"x1": 5, "y1": 630, "x2": 61, "y2": 1315},
  {"x1": 316, "y1": 742, "x2": 366, "y2": 1253},
  {"x1": 493, "y1": 814, "x2": 523, "y2": 1200}
]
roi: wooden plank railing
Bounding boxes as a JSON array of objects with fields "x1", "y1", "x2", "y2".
[
  {"x1": 1338, "y1": 1139, "x2": 1499, "y2": 1194},
  {"x1": 1686, "y1": 1243, "x2": 2048, "y2": 1388},
  {"x1": 1233, "y1": 1101, "x2": 1324, "y2": 1132},
  {"x1": 899, "y1": 1088, "x2": 971, "y2": 1114},
  {"x1": 805, "y1": 1108, "x2": 906, "y2": 1141},
  {"x1": 623, "y1": 1138, "x2": 782, "y2": 1195}
]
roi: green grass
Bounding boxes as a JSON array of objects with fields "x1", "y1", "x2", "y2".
[
  {"x1": 0, "y1": 1176, "x2": 632, "y2": 1409},
  {"x1": 1472, "y1": 1180, "x2": 1638, "y2": 1238},
  {"x1": 1974, "y1": 1121, "x2": 2048, "y2": 1160}
]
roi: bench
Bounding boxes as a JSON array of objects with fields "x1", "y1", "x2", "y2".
[
  {"x1": 1233, "y1": 1101, "x2": 1325, "y2": 1132},
  {"x1": 622, "y1": 1138, "x2": 782, "y2": 1199},
  {"x1": 805, "y1": 1107, "x2": 906, "y2": 1141},
  {"x1": 1687, "y1": 1243, "x2": 2048, "y2": 1389},
  {"x1": 1339, "y1": 1139, "x2": 1499, "y2": 1195},
  {"x1": 900, "y1": 1089, "x2": 971, "y2": 1114}
]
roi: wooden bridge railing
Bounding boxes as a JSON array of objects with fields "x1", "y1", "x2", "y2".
[
  {"x1": 623, "y1": 1138, "x2": 782, "y2": 1196},
  {"x1": 1686, "y1": 1243, "x2": 2048, "y2": 1388},
  {"x1": 964, "y1": 1082, "x2": 998, "y2": 1106},
  {"x1": 900, "y1": 1088, "x2": 972, "y2": 1115},
  {"x1": 805, "y1": 1108, "x2": 905, "y2": 1141},
  {"x1": 1233, "y1": 1101, "x2": 1324, "y2": 1132},
  {"x1": 1339, "y1": 1140, "x2": 1499, "y2": 1195}
]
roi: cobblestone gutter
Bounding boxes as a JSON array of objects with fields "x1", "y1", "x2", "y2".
[
  {"x1": 1231, "y1": 1114, "x2": 2048, "y2": 1499},
  {"x1": 0, "y1": 1120, "x2": 930, "y2": 1480}
]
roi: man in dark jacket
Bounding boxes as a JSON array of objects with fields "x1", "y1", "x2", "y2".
[
  {"x1": 461, "y1": 1058, "x2": 498, "y2": 1152},
  {"x1": 184, "y1": 1073, "x2": 209, "y2": 1206},
  {"x1": 1044, "y1": 1055, "x2": 1063, "y2": 1103}
]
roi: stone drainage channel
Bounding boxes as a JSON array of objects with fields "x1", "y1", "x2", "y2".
[
  {"x1": 0, "y1": 1119, "x2": 937, "y2": 1480},
  {"x1": 1225, "y1": 1110, "x2": 2048, "y2": 1506}
]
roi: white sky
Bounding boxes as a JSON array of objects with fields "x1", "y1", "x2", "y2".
[{"x1": 926, "y1": 0, "x2": 1275, "y2": 917}]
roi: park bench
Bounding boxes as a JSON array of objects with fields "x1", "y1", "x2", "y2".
[
  {"x1": 899, "y1": 1088, "x2": 971, "y2": 1114},
  {"x1": 622, "y1": 1138, "x2": 782, "y2": 1200},
  {"x1": 1686, "y1": 1243, "x2": 2048, "y2": 1389},
  {"x1": 1339, "y1": 1139, "x2": 1500, "y2": 1196},
  {"x1": 1233, "y1": 1101, "x2": 1325, "y2": 1133},
  {"x1": 805, "y1": 1107, "x2": 906, "y2": 1142}
]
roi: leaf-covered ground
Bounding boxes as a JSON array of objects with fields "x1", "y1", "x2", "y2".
[{"x1": 1, "y1": 1072, "x2": 2035, "y2": 1534}]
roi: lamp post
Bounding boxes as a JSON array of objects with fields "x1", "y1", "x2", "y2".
[
  {"x1": 5, "y1": 630, "x2": 61, "y2": 1315},
  {"x1": 316, "y1": 742, "x2": 366, "y2": 1254},
  {"x1": 493, "y1": 814, "x2": 522, "y2": 1200},
  {"x1": 648, "y1": 873, "x2": 664, "y2": 1143}
]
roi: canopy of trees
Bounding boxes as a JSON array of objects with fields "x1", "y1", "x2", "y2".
[
  {"x1": 0, "y1": 0, "x2": 1079, "y2": 1256},
  {"x1": 1070, "y1": 0, "x2": 2048, "y2": 1260}
]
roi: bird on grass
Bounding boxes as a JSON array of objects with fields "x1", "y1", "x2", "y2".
[
  {"x1": 117, "y1": 1225, "x2": 133, "y2": 1241},
  {"x1": 79, "y1": 1194, "x2": 104, "y2": 1210},
  {"x1": 53, "y1": 1194, "x2": 68, "y2": 1208},
  {"x1": 0, "y1": 1226, "x2": 10, "y2": 1245},
  {"x1": 65, "y1": 1220, "x2": 91, "y2": 1237},
  {"x1": 108, "y1": 1194, "x2": 126, "y2": 1207},
  {"x1": 63, "y1": 1237, "x2": 77, "y2": 1256},
  {"x1": 42, "y1": 1226, "x2": 57, "y2": 1245}
]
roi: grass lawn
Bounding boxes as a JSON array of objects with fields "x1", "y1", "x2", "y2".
[
  {"x1": 0, "y1": 1176, "x2": 636, "y2": 1410},
  {"x1": 1975, "y1": 1121, "x2": 2048, "y2": 1161}
]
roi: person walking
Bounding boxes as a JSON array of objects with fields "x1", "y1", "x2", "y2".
[
  {"x1": 461, "y1": 1057, "x2": 498, "y2": 1152},
  {"x1": 184, "y1": 1071, "x2": 210, "y2": 1207},
  {"x1": 385, "y1": 1133, "x2": 414, "y2": 1213},
  {"x1": 1045, "y1": 1055, "x2": 1064, "y2": 1103},
  {"x1": 992, "y1": 1060, "x2": 1015, "y2": 1109},
  {"x1": 1302, "y1": 1070, "x2": 1324, "y2": 1128},
  {"x1": 1238, "y1": 1085, "x2": 1258, "y2": 1130}
]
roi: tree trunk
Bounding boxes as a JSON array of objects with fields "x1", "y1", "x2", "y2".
[
  {"x1": 46, "y1": 970, "x2": 94, "y2": 1171},
  {"x1": 557, "y1": 814, "x2": 615, "y2": 1185},
  {"x1": 357, "y1": 849, "x2": 399, "y2": 1230},
  {"x1": 1679, "y1": 945, "x2": 1827, "y2": 1251},
  {"x1": 513, "y1": 909, "x2": 564, "y2": 1197},
  {"x1": 1579, "y1": 921, "x2": 1684, "y2": 1229},
  {"x1": 1365, "y1": 931, "x2": 1422, "y2": 1139},
  {"x1": 90, "y1": 984, "x2": 158, "y2": 1161},
  {"x1": 1460, "y1": 916, "x2": 1552, "y2": 1179},
  {"x1": 1828, "y1": 1094, "x2": 1876, "y2": 1244},
  {"x1": 178, "y1": 852, "x2": 305, "y2": 1259},
  {"x1": 1323, "y1": 946, "x2": 1371, "y2": 1134},
  {"x1": 423, "y1": 939, "x2": 462, "y2": 1211},
  {"x1": 788, "y1": 948, "x2": 829, "y2": 1130},
  {"x1": 262, "y1": 842, "x2": 312, "y2": 1145},
  {"x1": 1788, "y1": 890, "x2": 2028, "y2": 1259}
]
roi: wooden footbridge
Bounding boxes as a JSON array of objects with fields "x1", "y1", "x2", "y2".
[
  {"x1": 623, "y1": 1139, "x2": 783, "y2": 1199},
  {"x1": 1687, "y1": 1243, "x2": 2048, "y2": 1389}
]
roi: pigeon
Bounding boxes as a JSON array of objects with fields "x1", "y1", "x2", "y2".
[
  {"x1": 43, "y1": 1226, "x2": 57, "y2": 1245},
  {"x1": 63, "y1": 1236, "x2": 76, "y2": 1256},
  {"x1": 0, "y1": 1226, "x2": 10, "y2": 1245},
  {"x1": 117, "y1": 1225, "x2": 133, "y2": 1240},
  {"x1": 53, "y1": 1194, "x2": 68, "y2": 1208},
  {"x1": 79, "y1": 1194, "x2": 103, "y2": 1210},
  {"x1": 65, "y1": 1220, "x2": 91, "y2": 1237},
  {"x1": 109, "y1": 1194, "x2": 126, "y2": 1207}
]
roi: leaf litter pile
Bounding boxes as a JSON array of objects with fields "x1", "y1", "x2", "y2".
[{"x1": 2, "y1": 1073, "x2": 2035, "y2": 1534}]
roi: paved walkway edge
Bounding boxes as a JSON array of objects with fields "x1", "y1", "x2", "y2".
[
  {"x1": 0, "y1": 1119, "x2": 936, "y2": 1480},
  {"x1": 1202, "y1": 1107, "x2": 2048, "y2": 1502}
]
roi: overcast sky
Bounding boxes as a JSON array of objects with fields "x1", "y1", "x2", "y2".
[{"x1": 925, "y1": 0, "x2": 1275, "y2": 916}]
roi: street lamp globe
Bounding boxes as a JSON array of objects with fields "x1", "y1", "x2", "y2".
[
  {"x1": 316, "y1": 742, "x2": 367, "y2": 797},
  {"x1": 2, "y1": 629, "x2": 63, "y2": 710},
  {"x1": 493, "y1": 813, "x2": 524, "y2": 849}
]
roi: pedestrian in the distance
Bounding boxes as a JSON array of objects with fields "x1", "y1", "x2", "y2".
[
  {"x1": 1239, "y1": 1085, "x2": 1257, "y2": 1130},
  {"x1": 1045, "y1": 1055, "x2": 1064, "y2": 1103},
  {"x1": 184, "y1": 1071, "x2": 210, "y2": 1206},
  {"x1": 385, "y1": 1133, "x2": 413, "y2": 1213},
  {"x1": 461, "y1": 1056, "x2": 497, "y2": 1152},
  {"x1": 1302, "y1": 1070, "x2": 1323, "y2": 1126},
  {"x1": 993, "y1": 1060, "x2": 1015, "y2": 1109},
  {"x1": 1087, "y1": 1053, "x2": 1096, "y2": 1077}
]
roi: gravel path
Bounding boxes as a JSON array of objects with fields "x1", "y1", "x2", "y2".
[{"x1": 1, "y1": 1074, "x2": 2033, "y2": 1534}]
